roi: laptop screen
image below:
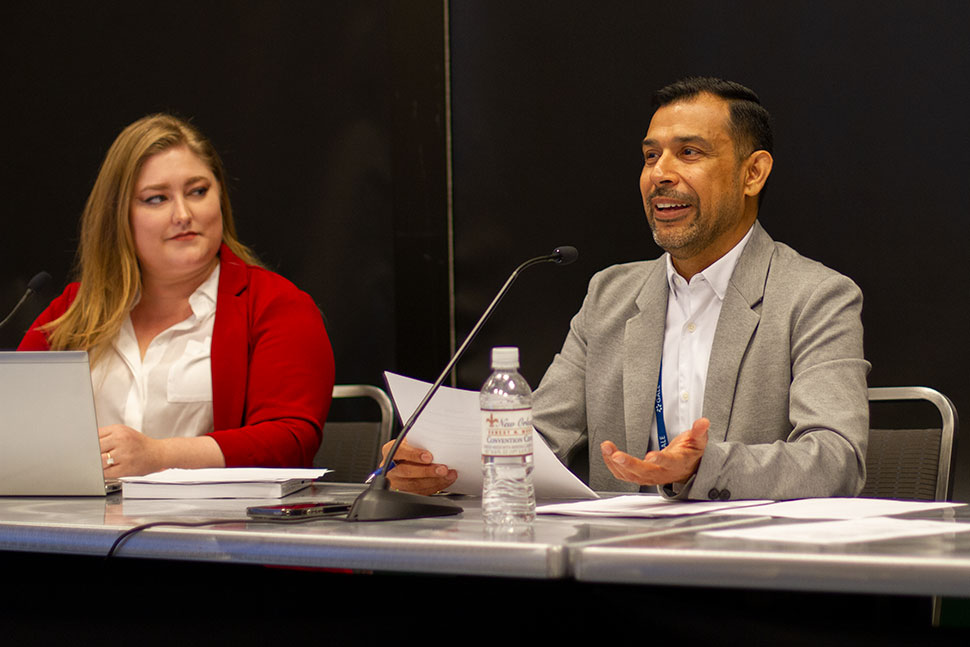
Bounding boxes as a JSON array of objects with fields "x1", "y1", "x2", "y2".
[{"x1": 0, "y1": 351, "x2": 111, "y2": 496}]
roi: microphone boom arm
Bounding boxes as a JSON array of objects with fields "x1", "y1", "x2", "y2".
[{"x1": 346, "y1": 246, "x2": 576, "y2": 521}]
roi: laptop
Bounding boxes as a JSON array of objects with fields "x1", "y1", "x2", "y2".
[{"x1": 0, "y1": 351, "x2": 120, "y2": 495}]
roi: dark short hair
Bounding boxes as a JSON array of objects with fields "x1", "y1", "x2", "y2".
[{"x1": 652, "y1": 77, "x2": 773, "y2": 158}]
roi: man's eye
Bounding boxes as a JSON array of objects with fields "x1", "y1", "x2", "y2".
[
  {"x1": 643, "y1": 151, "x2": 659, "y2": 164},
  {"x1": 682, "y1": 148, "x2": 698, "y2": 156}
]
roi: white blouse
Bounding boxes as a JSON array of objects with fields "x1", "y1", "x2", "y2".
[{"x1": 90, "y1": 266, "x2": 219, "y2": 439}]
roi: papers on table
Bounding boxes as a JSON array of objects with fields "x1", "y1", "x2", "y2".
[
  {"x1": 383, "y1": 371, "x2": 597, "y2": 499},
  {"x1": 709, "y1": 497, "x2": 964, "y2": 520},
  {"x1": 537, "y1": 495, "x2": 774, "y2": 518},
  {"x1": 701, "y1": 517, "x2": 970, "y2": 545},
  {"x1": 537, "y1": 496, "x2": 970, "y2": 544},
  {"x1": 537, "y1": 495, "x2": 965, "y2": 521},
  {"x1": 120, "y1": 468, "x2": 329, "y2": 499},
  {"x1": 534, "y1": 496, "x2": 969, "y2": 545},
  {"x1": 698, "y1": 498, "x2": 970, "y2": 544}
]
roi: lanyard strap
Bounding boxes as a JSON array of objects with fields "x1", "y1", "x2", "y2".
[{"x1": 655, "y1": 361, "x2": 668, "y2": 450}]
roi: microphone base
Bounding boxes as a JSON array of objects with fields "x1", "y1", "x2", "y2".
[{"x1": 345, "y1": 486, "x2": 463, "y2": 522}]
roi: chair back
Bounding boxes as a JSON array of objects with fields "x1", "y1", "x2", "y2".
[
  {"x1": 863, "y1": 386, "x2": 957, "y2": 501},
  {"x1": 314, "y1": 385, "x2": 394, "y2": 483}
]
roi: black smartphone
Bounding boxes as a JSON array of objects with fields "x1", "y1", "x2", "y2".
[{"x1": 246, "y1": 502, "x2": 350, "y2": 519}]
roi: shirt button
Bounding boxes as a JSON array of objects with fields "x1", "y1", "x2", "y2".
[
  {"x1": 686, "y1": 322, "x2": 696, "y2": 333},
  {"x1": 681, "y1": 391, "x2": 689, "y2": 402}
]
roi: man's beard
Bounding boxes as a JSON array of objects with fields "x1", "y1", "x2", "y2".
[{"x1": 647, "y1": 186, "x2": 740, "y2": 260}]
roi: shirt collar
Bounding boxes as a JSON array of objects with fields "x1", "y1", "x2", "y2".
[
  {"x1": 187, "y1": 264, "x2": 220, "y2": 320},
  {"x1": 664, "y1": 224, "x2": 755, "y2": 300}
]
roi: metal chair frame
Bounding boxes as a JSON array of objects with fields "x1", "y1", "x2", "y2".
[
  {"x1": 315, "y1": 384, "x2": 394, "y2": 482},
  {"x1": 867, "y1": 386, "x2": 956, "y2": 502},
  {"x1": 867, "y1": 386, "x2": 958, "y2": 628}
]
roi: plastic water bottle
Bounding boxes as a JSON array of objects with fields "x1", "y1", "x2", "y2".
[{"x1": 481, "y1": 346, "x2": 535, "y2": 525}]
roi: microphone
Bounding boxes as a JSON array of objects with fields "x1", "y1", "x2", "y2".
[
  {"x1": 0, "y1": 272, "x2": 52, "y2": 331},
  {"x1": 347, "y1": 246, "x2": 579, "y2": 521},
  {"x1": 550, "y1": 245, "x2": 578, "y2": 265}
]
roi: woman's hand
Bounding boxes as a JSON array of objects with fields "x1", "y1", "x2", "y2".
[
  {"x1": 99, "y1": 425, "x2": 167, "y2": 477},
  {"x1": 98, "y1": 425, "x2": 226, "y2": 477}
]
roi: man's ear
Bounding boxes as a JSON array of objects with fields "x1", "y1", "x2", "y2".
[{"x1": 743, "y1": 150, "x2": 773, "y2": 197}]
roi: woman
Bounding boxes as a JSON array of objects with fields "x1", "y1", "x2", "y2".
[{"x1": 19, "y1": 114, "x2": 334, "y2": 477}]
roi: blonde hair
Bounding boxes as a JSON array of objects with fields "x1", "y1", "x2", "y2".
[{"x1": 45, "y1": 114, "x2": 260, "y2": 360}]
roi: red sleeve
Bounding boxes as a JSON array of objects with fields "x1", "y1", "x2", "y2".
[
  {"x1": 17, "y1": 283, "x2": 80, "y2": 351},
  {"x1": 209, "y1": 277, "x2": 335, "y2": 468}
]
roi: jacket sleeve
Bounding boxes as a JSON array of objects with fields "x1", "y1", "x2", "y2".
[
  {"x1": 676, "y1": 273, "x2": 870, "y2": 500},
  {"x1": 17, "y1": 284, "x2": 79, "y2": 351},
  {"x1": 532, "y1": 294, "x2": 592, "y2": 468},
  {"x1": 209, "y1": 283, "x2": 335, "y2": 468}
]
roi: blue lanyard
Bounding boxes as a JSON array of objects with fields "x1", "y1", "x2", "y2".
[{"x1": 655, "y1": 361, "x2": 668, "y2": 450}]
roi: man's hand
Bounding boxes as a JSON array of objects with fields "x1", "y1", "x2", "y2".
[
  {"x1": 380, "y1": 439, "x2": 457, "y2": 496},
  {"x1": 600, "y1": 417, "x2": 709, "y2": 486}
]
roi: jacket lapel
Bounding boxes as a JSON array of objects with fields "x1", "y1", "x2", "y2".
[
  {"x1": 703, "y1": 222, "x2": 773, "y2": 442},
  {"x1": 623, "y1": 262, "x2": 668, "y2": 459},
  {"x1": 211, "y1": 244, "x2": 250, "y2": 430}
]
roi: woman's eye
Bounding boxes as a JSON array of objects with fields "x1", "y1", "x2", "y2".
[
  {"x1": 143, "y1": 194, "x2": 166, "y2": 205},
  {"x1": 190, "y1": 186, "x2": 209, "y2": 197}
]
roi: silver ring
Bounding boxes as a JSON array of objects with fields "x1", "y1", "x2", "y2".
[{"x1": 105, "y1": 452, "x2": 115, "y2": 467}]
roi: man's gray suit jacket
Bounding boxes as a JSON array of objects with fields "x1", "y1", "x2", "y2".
[{"x1": 533, "y1": 222, "x2": 870, "y2": 500}]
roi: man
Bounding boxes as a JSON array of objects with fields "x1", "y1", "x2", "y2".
[{"x1": 387, "y1": 77, "x2": 869, "y2": 500}]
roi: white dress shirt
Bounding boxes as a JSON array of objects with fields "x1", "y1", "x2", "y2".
[
  {"x1": 650, "y1": 226, "x2": 754, "y2": 451},
  {"x1": 90, "y1": 266, "x2": 219, "y2": 439}
]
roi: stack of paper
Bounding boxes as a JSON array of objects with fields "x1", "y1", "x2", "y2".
[
  {"x1": 701, "y1": 517, "x2": 970, "y2": 544},
  {"x1": 708, "y1": 497, "x2": 963, "y2": 520},
  {"x1": 120, "y1": 468, "x2": 329, "y2": 499},
  {"x1": 537, "y1": 495, "x2": 774, "y2": 518}
]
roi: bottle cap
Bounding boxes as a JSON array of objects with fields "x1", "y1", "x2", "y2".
[{"x1": 491, "y1": 346, "x2": 519, "y2": 369}]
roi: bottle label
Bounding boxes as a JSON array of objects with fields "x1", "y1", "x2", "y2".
[{"x1": 481, "y1": 408, "x2": 534, "y2": 457}]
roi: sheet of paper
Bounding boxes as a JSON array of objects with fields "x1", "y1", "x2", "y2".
[
  {"x1": 708, "y1": 497, "x2": 964, "y2": 520},
  {"x1": 120, "y1": 468, "x2": 330, "y2": 485},
  {"x1": 701, "y1": 517, "x2": 970, "y2": 544},
  {"x1": 537, "y1": 494, "x2": 774, "y2": 518},
  {"x1": 384, "y1": 372, "x2": 597, "y2": 499}
]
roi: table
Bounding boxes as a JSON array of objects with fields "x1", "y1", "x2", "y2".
[
  {"x1": 571, "y1": 507, "x2": 970, "y2": 598},
  {"x1": 4, "y1": 485, "x2": 970, "y2": 592},
  {"x1": 0, "y1": 483, "x2": 573, "y2": 578},
  {"x1": 1, "y1": 486, "x2": 969, "y2": 644}
]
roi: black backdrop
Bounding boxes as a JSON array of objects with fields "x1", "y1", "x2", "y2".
[
  {"x1": 1, "y1": 1, "x2": 449, "y2": 388},
  {"x1": 449, "y1": 1, "x2": 970, "y2": 501},
  {"x1": 3, "y1": 1, "x2": 969, "y2": 500}
]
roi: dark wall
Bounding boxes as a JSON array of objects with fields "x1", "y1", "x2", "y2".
[
  {"x1": 4, "y1": 2, "x2": 969, "y2": 500},
  {"x1": 1, "y1": 1, "x2": 450, "y2": 388},
  {"x1": 449, "y1": 1, "x2": 970, "y2": 500}
]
